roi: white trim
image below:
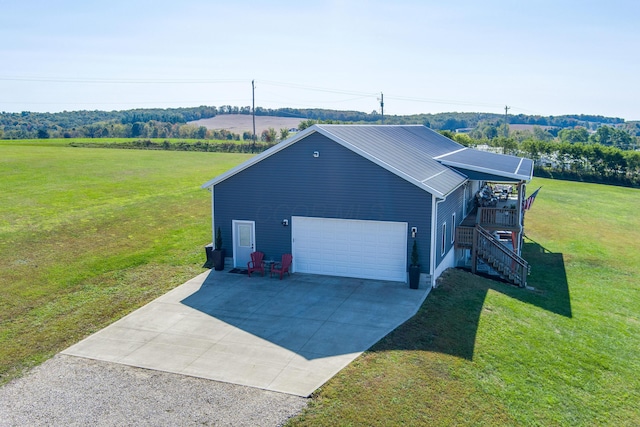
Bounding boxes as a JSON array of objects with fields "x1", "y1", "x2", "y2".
[
  {"x1": 515, "y1": 157, "x2": 525, "y2": 175},
  {"x1": 421, "y1": 169, "x2": 447, "y2": 184},
  {"x1": 433, "y1": 147, "x2": 467, "y2": 159},
  {"x1": 451, "y1": 212, "x2": 456, "y2": 244},
  {"x1": 231, "y1": 220, "x2": 256, "y2": 268},
  {"x1": 290, "y1": 218, "x2": 295, "y2": 274},
  {"x1": 463, "y1": 184, "x2": 468, "y2": 217},
  {"x1": 430, "y1": 197, "x2": 442, "y2": 288},
  {"x1": 210, "y1": 187, "x2": 215, "y2": 245}
]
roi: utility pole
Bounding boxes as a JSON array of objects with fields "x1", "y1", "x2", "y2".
[
  {"x1": 504, "y1": 105, "x2": 510, "y2": 137},
  {"x1": 380, "y1": 92, "x2": 384, "y2": 124},
  {"x1": 252, "y1": 80, "x2": 256, "y2": 153}
]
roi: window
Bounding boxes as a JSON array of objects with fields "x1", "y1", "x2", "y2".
[
  {"x1": 451, "y1": 213, "x2": 456, "y2": 244},
  {"x1": 238, "y1": 224, "x2": 252, "y2": 247},
  {"x1": 441, "y1": 222, "x2": 447, "y2": 256}
]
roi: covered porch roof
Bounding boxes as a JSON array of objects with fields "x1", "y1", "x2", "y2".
[{"x1": 434, "y1": 148, "x2": 534, "y2": 182}]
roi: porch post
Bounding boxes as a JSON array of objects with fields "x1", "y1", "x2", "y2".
[{"x1": 517, "y1": 182, "x2": 525, "y2": 256}]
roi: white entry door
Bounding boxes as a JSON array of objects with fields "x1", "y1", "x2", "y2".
[
  {"x1": 292, "y1": 217, "x2": 408, "y2": 282},
  {"x1": 232, "y1": 220, "x2": 255, "y2": 268}
]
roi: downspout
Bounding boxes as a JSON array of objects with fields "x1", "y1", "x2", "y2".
[{"x1": 430, "y1": 195, "x2": 446, "y2": 288}]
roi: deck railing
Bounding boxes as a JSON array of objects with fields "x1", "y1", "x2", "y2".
[
  {"x1": 477, "y1": 207, "x2": 519, "y2": 229},
  {"x1": 456, "y1": 226, "x2": 475, "y2": 248}
]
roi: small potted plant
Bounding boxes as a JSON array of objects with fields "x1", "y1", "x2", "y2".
[
  {"x1": 409, "y1": 240, "x2": 420, "y2": 289},
  {"x1": 212, "y1": 227, "x2": 226, "y2": 271}
]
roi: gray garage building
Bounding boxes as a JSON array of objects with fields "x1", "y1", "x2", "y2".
[{"x1": 202, "y1": 124, "x2": 534, "y2": 288}]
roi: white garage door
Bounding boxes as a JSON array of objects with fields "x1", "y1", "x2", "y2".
[{"x1": 292, "y1": 217, "x2": 408, "y2": 282}]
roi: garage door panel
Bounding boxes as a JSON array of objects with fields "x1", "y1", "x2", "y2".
[{"x1": 292, "y1": 217, "x2": 407, "y2": 282}]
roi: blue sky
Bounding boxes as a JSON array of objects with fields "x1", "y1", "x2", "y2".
[{"x1": 1, "y1": 0, "x2": 638, "y2": 119}]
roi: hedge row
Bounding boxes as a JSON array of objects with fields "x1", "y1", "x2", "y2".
[{"x1": 69, "y1": 139, "x2": 276, "y2": 153}]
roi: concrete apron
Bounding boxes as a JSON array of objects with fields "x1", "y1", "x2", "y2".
[{"x1": 62, "y1": 269, "x2": 430, "y2": 397}]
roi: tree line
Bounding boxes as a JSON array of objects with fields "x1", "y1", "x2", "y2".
[
  {"x1": 2, "y1": 105, "x2": 636, "y2": 140},
  {"x1": 3, "y1": 105, "x2": 638, "y2": 187},
  {"x1": 0, "y1": 106, "x2": 218, "y2": 139}
]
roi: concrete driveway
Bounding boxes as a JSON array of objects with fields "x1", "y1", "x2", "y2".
[{"x1": 63, "y1": 270, "x2": 430, "y2": 397}]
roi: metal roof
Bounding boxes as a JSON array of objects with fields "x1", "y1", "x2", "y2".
[
  {"x1": 435, "y1": 148, "x2": 534, "y2": 182},
  {"x1": 314, "y1": 125, "x2": 467, "y2": 197},
  {"x1": 202, "y1": 124, "x2": 533, "y2": 197}
]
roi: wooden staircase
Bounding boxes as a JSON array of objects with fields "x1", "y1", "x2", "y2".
[{"x1": 457, "y1": 225, "x2": 530, "y2": 287}]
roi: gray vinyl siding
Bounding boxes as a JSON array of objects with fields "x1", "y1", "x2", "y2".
[
  {"x1": 214, "y1": 132, "x2": 434, "y2": 273},
  {"x1": 435, "y1": 184, "x2": 465, "y2": 267}
]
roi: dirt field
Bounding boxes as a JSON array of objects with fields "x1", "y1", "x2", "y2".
[
  {"x1": 189, "y1": 115, "x2": 303, "y2": 135},
  {"x1": 509, "y1": 124, "x2": 557, "y2": 131}
]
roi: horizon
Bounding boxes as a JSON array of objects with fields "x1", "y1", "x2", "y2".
[
  {"x1": 2, "y1": 1, "x2": 638, "y2": 121},
  {"x1": 0, "y1": 104, "x2": 632, "y2": 122}
]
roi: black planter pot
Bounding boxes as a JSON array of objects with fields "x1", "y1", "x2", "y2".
[
  {"x1": 409, "y1": 265, "x2": 420, "y2": 289},
  {"x1": 212, "y1": 249, "x2": 226, "y2": 271},
  {"x1": 203, "y1": 244, "x2": 214, "y2": 269}
]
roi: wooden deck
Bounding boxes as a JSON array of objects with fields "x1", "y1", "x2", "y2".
[{"x1": 456, "y1": 198, "x2": 528, "y2": 287}]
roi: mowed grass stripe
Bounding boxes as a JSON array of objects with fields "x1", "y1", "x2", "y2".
[{"x1": 0, "y1": 145, "x2": 251, "y2": 382}]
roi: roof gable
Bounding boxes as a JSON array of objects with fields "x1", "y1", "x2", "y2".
[
  {"x1": 313, "y1": 125, "x2": 467, "y2": 197},
  {"x1": 201, "y1": 125, "x2": 533, "y2": 196}
]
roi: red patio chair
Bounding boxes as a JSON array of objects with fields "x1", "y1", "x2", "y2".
[
  {"x1": 247, "y1": 251, "x2": 265, "y2": 277},
  {"x1": 271, "y1": 254, "x2": 292, "y2": 280}
]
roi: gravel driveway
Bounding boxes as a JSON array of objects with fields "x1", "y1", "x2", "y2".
[{"x1": 0, "y1": 355, "x2": 307, "y2": 427}]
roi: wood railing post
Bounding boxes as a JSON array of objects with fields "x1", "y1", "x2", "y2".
[{"x1": 471, "y1": 227, "x2": 478, "y2": 274}]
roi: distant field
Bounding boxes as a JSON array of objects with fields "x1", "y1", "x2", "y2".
[
  {"x1": 509, "y1": 124, "x2": 557, "y2": 131},
  {"x1": 189, "y1": 115, "x2": 303, "y2": 134}
]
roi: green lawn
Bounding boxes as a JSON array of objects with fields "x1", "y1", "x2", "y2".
[
  {"x1": 2, "y1": 143, "x2": 639, "y2": 425},
  {"x1": 0, "y1": 143, "x2": 251, "y2": 383},
  {"x1": 289, "y1": 178, "x2": 640, "y2": 426}
]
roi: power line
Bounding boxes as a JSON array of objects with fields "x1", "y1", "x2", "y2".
[
  {"x1": 260, "y1": 80, "x2": 376, "y2": 98},
  {"x1": 0, "y1": 76, "x2": 246, "y2": 84},
  {"x1": 0, "y1": 74, "x2": 537, "y2": 114}
]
